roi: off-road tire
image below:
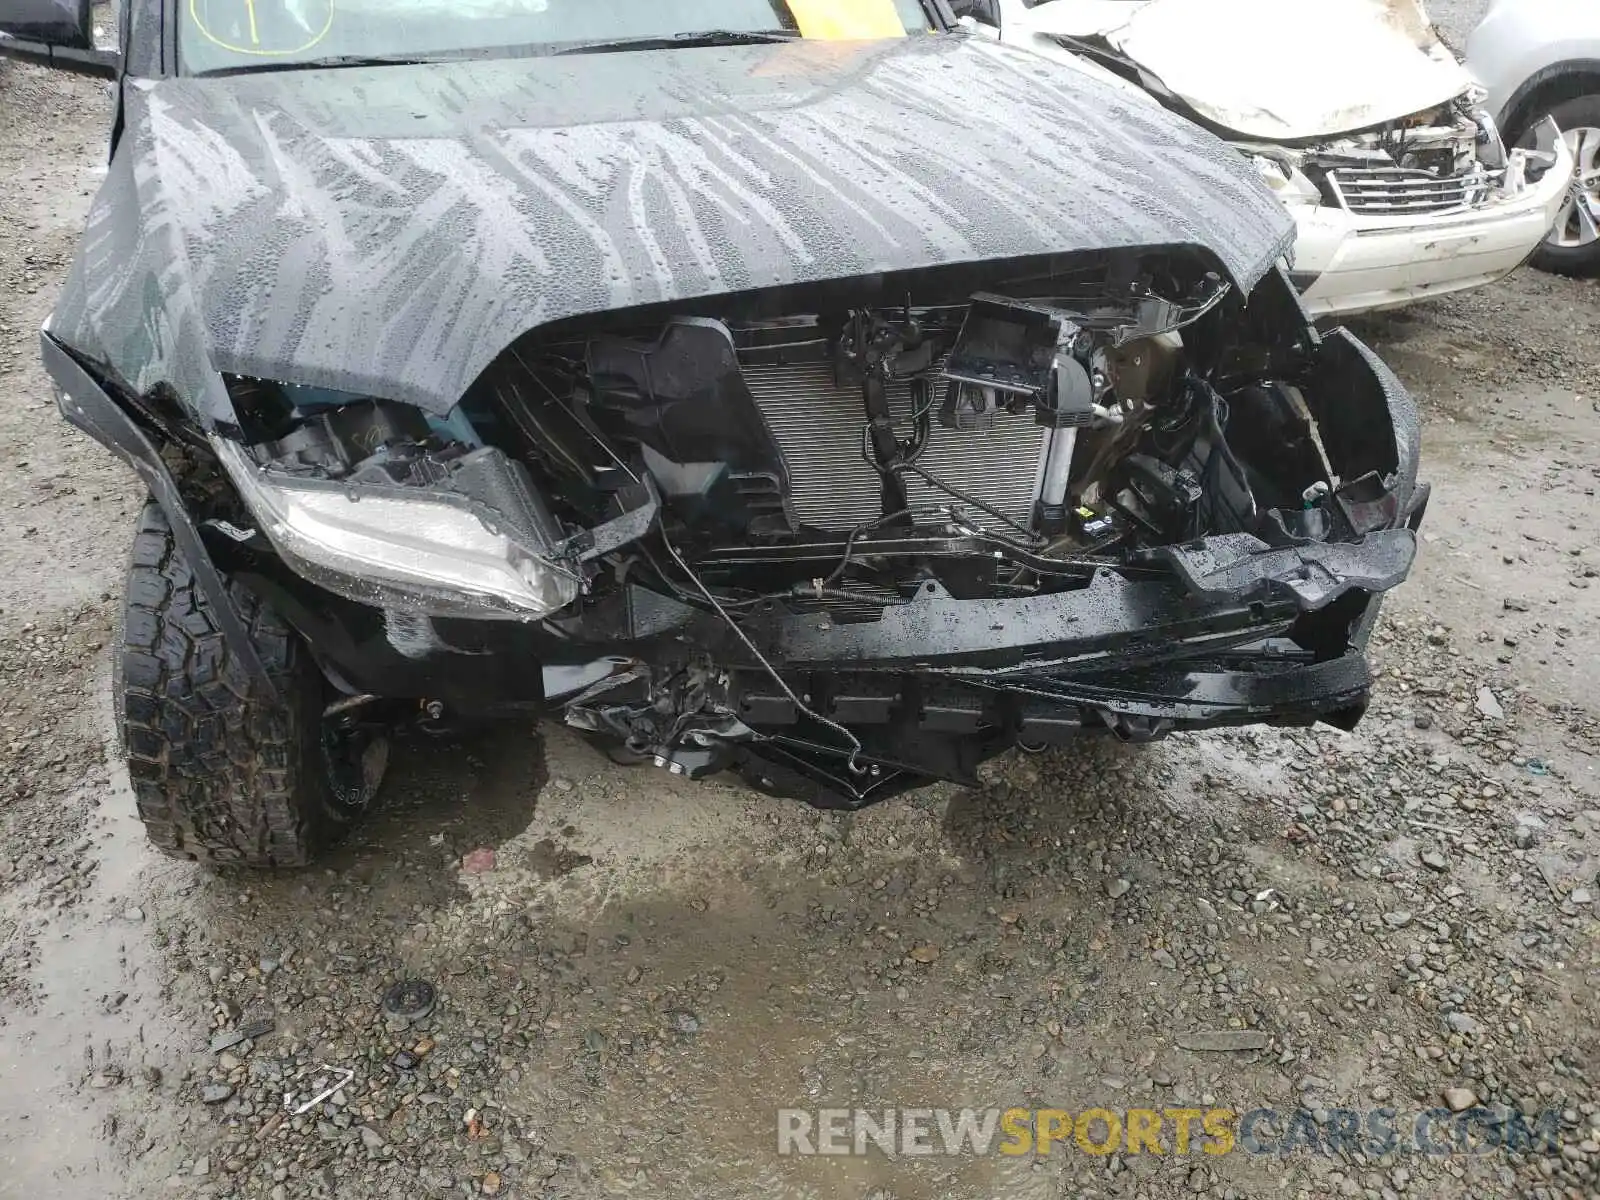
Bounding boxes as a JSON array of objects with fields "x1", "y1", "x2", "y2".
[{"x1": 118, "y1": 499, "x2": 378, "y2": 867}]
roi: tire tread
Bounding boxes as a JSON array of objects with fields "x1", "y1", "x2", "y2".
[{"x1": 118, "y1": 500, "x2": 350, "y2": 867}]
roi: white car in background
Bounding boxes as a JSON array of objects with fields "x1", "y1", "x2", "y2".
[
  {"x1": 1467, "y1": 0, "x2": 1600, "y2": 277},
  {"x1": 970, "y1": 0, "x2": 1572, "y2": 316}
]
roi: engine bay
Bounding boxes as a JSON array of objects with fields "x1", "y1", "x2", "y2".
[
  {"x1": 207, "y1": 252, "x2": 1420, "y2": 803},
  {"x1": 1256, "y1": 96, "x2": 1543, "y2": 218},
  {"x1": 231, "y1": 253, "x2": 1406, "y2": 623}
]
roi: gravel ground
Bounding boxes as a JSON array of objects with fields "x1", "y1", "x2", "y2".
[
  {"x1": 1428, "y1": 0, "x2": 1486, "y2": 50},
  {"x1": 5, "y1": 12, "x2": 1600, "y2": 1197}
]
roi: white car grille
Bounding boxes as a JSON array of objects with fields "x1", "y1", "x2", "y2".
[
  {"x1": 742, "y1": 361, "x2": 1046, "y2": 532},
  {"x1": 1328, "y1": 167, "x2": 1500, "y2": 216}
]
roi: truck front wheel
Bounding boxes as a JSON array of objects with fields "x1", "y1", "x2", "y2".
[{"x1": 117, "y1": 500, "x2": 385, "y2": 867}]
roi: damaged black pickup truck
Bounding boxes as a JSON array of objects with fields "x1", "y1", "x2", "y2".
[{"x1": 3, "y1": 0, "x2": 1426, "y2": 865}]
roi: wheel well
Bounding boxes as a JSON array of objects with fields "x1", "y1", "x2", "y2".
[{"x1": 1502, "y1": 60, "x2": 1600, "y2": 142}]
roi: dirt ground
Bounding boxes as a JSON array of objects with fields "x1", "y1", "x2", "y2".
[{"x1": 2, "y1": 41, "x2": 1598, "y2": 1200}]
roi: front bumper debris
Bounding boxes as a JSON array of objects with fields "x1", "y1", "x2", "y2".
[
  {"x1": 549, "y1": 514, "x2": 1420, "y2": 807},
  {"x1": 1291, "y1": 117, "x2": 1572, "y2": 316},
  {"x1": 1151, "y1": 527, "x2": 1417, "y2": 612}
]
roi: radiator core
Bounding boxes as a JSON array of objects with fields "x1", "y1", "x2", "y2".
[{"x1": 742, "y1": 362, "x2": 1047, "y2": 532}]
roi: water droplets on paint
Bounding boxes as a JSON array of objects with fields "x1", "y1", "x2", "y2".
[{"x1": 62, "y1": 35, "x2": 1289, "y2": 416}]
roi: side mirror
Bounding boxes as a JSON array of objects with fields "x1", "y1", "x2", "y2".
[
  {"x1": 0, "y1": 0, "x2": 90, "y2": 46},
  {"x1": 949, "y1": 0, "x2": 1002, "y2": 30},
  {"x1": 0, "y1": 0, "x2": 118, "y2": 76}
]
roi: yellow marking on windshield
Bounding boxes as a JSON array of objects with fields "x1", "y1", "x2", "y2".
[
  {"x1": 786, "y1": 0, "x2": 906, "y2": 39},
  {"x1": 189, "y1": 0, "x2": 333, "y2": 55}
]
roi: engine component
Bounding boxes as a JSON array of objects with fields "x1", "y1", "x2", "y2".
[
  {"x1": 1110, "y1": 453, "x2": 1205, "y2": 540},
  {"x1": 1034, "y1": 427, "x2": 1079, "y2": 535},
  {"x1": 1032, "y1": 353, "x2": 1098, "y2": 534},
  {"x1": 585, "y1": 318, "x2": 792, "y2": 536},
  {"x1": 1104, "y1": 333, "x2": 1180, "y2": 404},
  {"x1": 1071, "y1": 503, "x2": 1122, "y2": 545},
  {"x1": 942, "y1": 293, "x2": 1063, "y2": 399},
  {"x1": 834, "y1": 308, "x2": 934, "y2": 514},
  {"x1": 938, "y1": 382, "x2": 1003, "y2": 432},
  {"x1": 742, "y1": 361, "x2": 1047, "y2": 532},
  {"x1": 1301, "y1": 99, "x2": 1515, "y2": 217}
]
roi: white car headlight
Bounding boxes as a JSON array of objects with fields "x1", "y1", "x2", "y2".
[
  {"x1": 1251, "y1": 154, "x2": 1323, "y2": 207},
  {"x1": 214, "y1": 437, "x2": 581, "y2": 621}
]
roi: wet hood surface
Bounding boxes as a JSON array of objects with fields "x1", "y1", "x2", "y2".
[{"x1": 52, "y1": 34, "x2": 1293, "y2": 416}]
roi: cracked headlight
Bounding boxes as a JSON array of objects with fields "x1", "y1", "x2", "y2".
[
  {"x1": 1251, "y1": 155, "x2": 1322, "y2": 206},
  {"x1": 213, "y1": 438, "x2": 581, "y2": 620}
]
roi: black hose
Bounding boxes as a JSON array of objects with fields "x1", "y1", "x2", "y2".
[
  {"x1": 892, "y1": 458, "x2": 1043, "y2": 543},
  {"x1": 655, "y1": 524, "x2": 867, "y2": 774}
]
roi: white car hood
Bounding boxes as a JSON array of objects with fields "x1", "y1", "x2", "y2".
[{"x1": 1025, "y1": 0, "x2": 1475, "y2": 141}]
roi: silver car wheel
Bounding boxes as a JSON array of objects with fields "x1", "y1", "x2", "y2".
[{"x1": 1551, "y1": 125, "x2": 1600, "y2": 249}]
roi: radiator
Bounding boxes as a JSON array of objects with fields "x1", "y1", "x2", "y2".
[{"x1": 742, "y1": 361, "x2": 1047, "y2": 532}]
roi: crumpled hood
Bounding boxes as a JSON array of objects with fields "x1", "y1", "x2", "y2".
[
  {"x1": 52, "y1": 34, "x2": 1292, "y2": 417},
  {"x1": 1025, "y1": 0, "x2": 1474, "y2": 142}
]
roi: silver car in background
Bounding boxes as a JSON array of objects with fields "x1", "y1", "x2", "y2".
[{"x1": 1468, "y1": 0, "x2": 1600, "y2": 276}]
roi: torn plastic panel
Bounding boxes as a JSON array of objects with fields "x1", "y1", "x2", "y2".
[
  {"x1": 44, "y1": 332, "x2": 277, "y2": 697},
  {"x1": 1149, "y1": 528, "x2": 1417, "y2": 612},
  {"x1": 584, "y1": 319, "x2": 793, "y2": 537}
]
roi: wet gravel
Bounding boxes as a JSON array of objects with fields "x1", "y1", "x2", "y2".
[
  {"x1": 3, "y1": 30, "x2": 1598, "y2": 1200},
  {"x1": 143, "y1": 671, "x2": 1600, "y2": 1200}
]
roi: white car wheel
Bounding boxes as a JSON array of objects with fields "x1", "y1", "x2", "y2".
[
  {"x1": 1516, "y1": 94, "x2": 1600, "y2": 278},
  {"x1": 1550, "y1": 124, "x2": 1600, "y2": 249}
]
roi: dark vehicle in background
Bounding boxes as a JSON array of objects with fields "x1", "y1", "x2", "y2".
[{"x1": 1, "y1": 0, "x2": 1426, "y2": 866}]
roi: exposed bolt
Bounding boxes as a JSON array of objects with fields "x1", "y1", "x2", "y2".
[{"x1": 423, "y1": 700, "x2": 444, "y2": 720}]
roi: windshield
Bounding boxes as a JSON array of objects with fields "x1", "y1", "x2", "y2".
[{"x1": 180, "y1": 0, "x2": 932, "y2": 74}]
